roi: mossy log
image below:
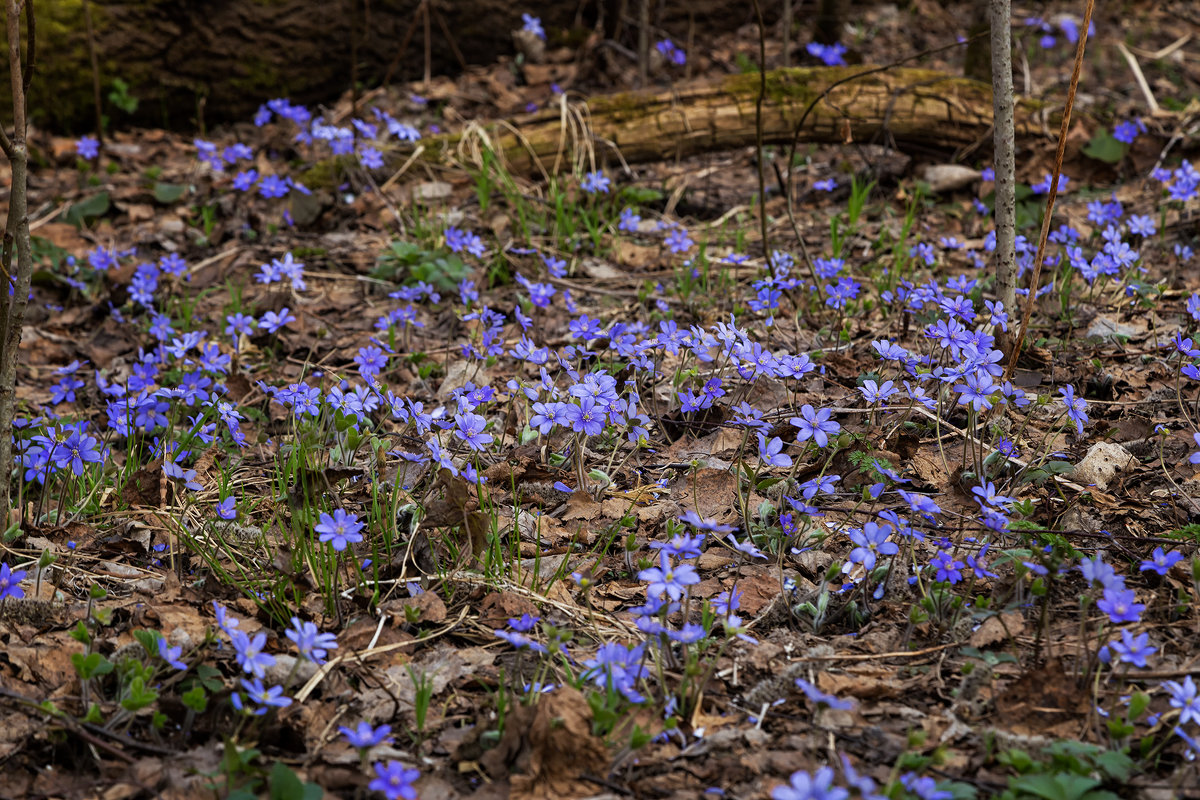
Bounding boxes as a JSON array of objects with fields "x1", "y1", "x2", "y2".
[{"x1": 412, "y1": 66, "x2": 1058, "y2": 175}]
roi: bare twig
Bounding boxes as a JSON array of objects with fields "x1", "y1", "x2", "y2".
[{"x1": 1007, "y1": 0, "x2": 1096, "y2": 378}]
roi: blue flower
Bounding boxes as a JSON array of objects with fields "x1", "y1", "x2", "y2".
[
  {"x1": 772, "y1": 766, "x2": 849, "y2": 800},
  {"x1": 638, "y1": 553, "x2": 700, "y2": 601},
  {"x1": 315, "y1": 509, "x2": 366, "y2": 552},
  {"x1": 521, "y1": 13, "x2": 546, "y2": 40},
  {"x1": 790, "y1": 404, "x2": 840, "y2": 448},
  {"x1": 231, "y1": 630, "x2": 276, "y2": 678},
  {"x1": 1164, "y1": 676, "x2": 1200, "y2": 726},
  {"x1": 1097, "y1": 587, "x2": 1145, "y2": 624},
  {"x1": 580, "y1": 170, "x2": 610, "y2": 194},
  {"x1": 157, "y1": 637, "x2": 188, "y2": 670},
  {"x1": 0, "y1": 562, "x2": 28, "y2": 601},
  {"x1": 369, "y1": 760, "x2": 420, "y2": 800},
  {"x1": 1140, "y1": 547, "x2": 1184, "y2": 576},
  {"x1": 339, "y1": 720, "x2": 393, "y2": 748},
  {"x1": 757, "y1": 434, "x2": 793, "y2": 468},
  {"x1": 286, "y1": 617, "x2": 338, "y2": 664}
]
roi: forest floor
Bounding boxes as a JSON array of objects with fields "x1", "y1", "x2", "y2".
[{"x1": 4, "y1": 2, "x2": 1200, "y2": 799}]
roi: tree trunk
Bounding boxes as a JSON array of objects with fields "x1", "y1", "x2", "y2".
[
  {"x1": 989, "y1": 0, "x2": 1018, "y2": 360},
  {"x1": 407, "y1": 66, "x2": 1058, "y2": 176},
  {"x1": 2, "y1": 0, "x2": 766, "y2": 134}
]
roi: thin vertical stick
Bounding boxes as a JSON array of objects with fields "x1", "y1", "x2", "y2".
[
  {"x1": 423, "y1": 0, "x2": 432, "y2": 86},
  {"x1": 781, "y1": 0, "x2": 793, "y2": 68},
  {"x1": 82, "y1": 0, "x2": 103, "y2": 143},
  {"x1": 990, "y1": 0, "x2": 1017, "y2": 358},
  {"x1": 637, "y1": 0, "x2": 649, "y2": 86},
  {"x1": 749, "y1": 0, "x2": 771, "y2": 259},
  {"x1": 1007, "y1": 0, "x2": 1096, "y2": 378},
  {"x1": 0, "y1": 0, "x2": 35, "y2": 527}
]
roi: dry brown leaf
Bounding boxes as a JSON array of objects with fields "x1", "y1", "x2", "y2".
[{"x1": 481, "y1": 687, "x2": 609, "y2": 800}]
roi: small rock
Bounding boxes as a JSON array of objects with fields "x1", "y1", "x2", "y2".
[
  {"x1": 920, "y1": 164, "x2": 981, "y2": 193},
  {"x1": 263, "y1": 653, "x2": 318, "y2": 687},
  {"x1": 1086, "y1": 315, "x2": 1139, "y2": 341},
  {"x1": 1071, "y1": 442, "x2": 1136, "y2": 491}
]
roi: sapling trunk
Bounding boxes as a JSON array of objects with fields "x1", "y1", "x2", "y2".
[
  {"x1": 0, "y1": 0, "x2": 36, "y2": 531},
  {"x1": 989, "y1": 0, "x2": 1018, "y2": 361}
]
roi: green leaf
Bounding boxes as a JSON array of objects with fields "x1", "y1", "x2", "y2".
[
  {"x1": 72, "y1": 651, "x2": 114, "y2": 680},
  {"x1": 61, "y1": 192, "x2": 111, "y2": 227},
  {"x1": 182, "y1": 685, "x2": 208, "y2": 713},
  {"x1": 153, "y1": 182, "x2": 187, "y2": 204},
  {"x1": 269, "y1": 761, "x2": 303, "y2": 800},
  {"x1": 1092, "y1": 749, "x2": 1133, "y2": 782},
  {"x1": 1082, "y1": 128, "x2": 1126, "y2": 165},
  {"x1": 1010, "y1": 773, "x2": 1100, "y2": 800},
  {"x1": 120, "y1": 675, "x2": 159, "y2": 712}
]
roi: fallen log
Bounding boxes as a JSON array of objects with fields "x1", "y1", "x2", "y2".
[{"x1": 410, "y1": 66, "x2": 1060, "y2": 175}]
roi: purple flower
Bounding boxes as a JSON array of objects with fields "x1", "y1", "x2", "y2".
[
  {"x1": 772, "y1": 766, "x2": 849, "y2": 800},
  {"x1": 582, "y1": 642, "x2": 648, "y2": 703},
  {"x1": 359, "y1": 146, "x2": 384, "y2": 170},
  {"x1": 813, "y1": 178, "x2": 837, "y2": 192},
  {"x1": 1079, "y1": 555, "x2": 1121, "y2": 590},
  {"x1": 1112, "y1": 118, "x2": 1145, "y2": 145},
  {"x1": 664, "y1": 227, "x2": 694, "y2": 254},
  {"x1": 315, "y1": 509, "x2": 366, "y2": 552},
  {"x1": 580, "y1": 170, "x2": 610, "y2": 194},
  {"x1": 1105, "y1": 628, "x2": 1156, "y2": 668},
  {"x1": 260, "y1": 307, "x2": 295, "y2": 333},
  {"x1": 846, "y1": 522, "x2": 898, "y2": 571},
  {"x1": 790, "y1": 404, "x2": 840, "y2": 448},
  {"x1": 224, "y1": 312, "x2": 256, "y2": 341},
  {"x1": 340, "y1": 721, "x2": 393, "y2": 748},
  {"x1": 618, "y1": 207, "x2": 641, "y2": 232},
  {"x1": 1031, "y1": 172, "x2": 1069, "y2": 194},
  {"x1": 971, "y1": 481, "x2": 1015, "y2": 509},
  {"x1": 521, "y1": 13, "x2": 545, "y2": 40},
  {"x1": 231, "y1": 630, "x2": 276, "y2": 678},
  {"x1": 858, "y1": 379, "x2": 898, "y2": 404},
  {"x1": 454, "y1": 411, "x2": 493, "y2": 451},
  {"x1": 237, "y1": 677, "x2": 292, "y2": 712},
  {"x1": 727, "y1": 533, "x2": 766, "y2": 559},
  {"x1": 564, "y1": 397, "x2": 605, "y2": 436},
  {"x1": 1059, "y1": 385, "x2": 1089, "y2": 434},
  {"x1": 76, "y1": 135, "x2": 100, "y2": 160},
  {"x1": 216, "y1": 496, "x2": 237, "y2": 520},
  {"x1": 805, "y1": 41, "x2": 848, "y2": 66},
  {"x1": 795, "y1": 678, "x2": 855, "y2": 711},
  {"x1": 679, "y1": 509, "x2": 734, "y2": 534},
  {"x1": 757, "y1": 434, "x2": 793, "y2": 468},
  {"x1": 494, "y1": 628, "x2": 547, "y2": 653},
  {"x1": 1140, "y1": 547, "x2": 1183, "y2": 576},
  {"x1": 157, "y1": 638, "x2": 187, "y2": 670},
  {"x1": 0, "y1": 562, "x2": 27, "y2": 601},
  {"x1": 1097, "y1": 587, "x2": 1145, "y2": 624},
  {"x1": 931, "y1": 549, "x2": 965, "y2": 584},
  {"x1": 639, "y1": 553, "x2": 700, "y2": 601},
  {"x1": 286, "y1": 617, "x2": 339, "y2": 664},
  {"x1": 1164, "y1": 676, "x2": 1200, "y2": 726},
  {"x1": 369, "y1": 761, "x2": 420, "y2": 800}
]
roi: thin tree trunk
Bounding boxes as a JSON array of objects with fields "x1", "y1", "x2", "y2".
[
  {"x1": 0, "y1": 0, "x2": 35, "y2": 529},
  {"x1": 781, "y1": 0, "x2": 792, "y2": 68},
  {"x1": 990, "y1": 0, "x2": 1018, "y2": 359}
]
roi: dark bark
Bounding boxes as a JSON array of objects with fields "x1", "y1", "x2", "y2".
[{"x1": 3, "y1": 0, "x2": 765, "y2": 134}]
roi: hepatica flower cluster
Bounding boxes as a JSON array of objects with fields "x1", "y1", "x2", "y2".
[{"x1": 41, "y1": 44, "x2": 1200, "y2": 795}]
